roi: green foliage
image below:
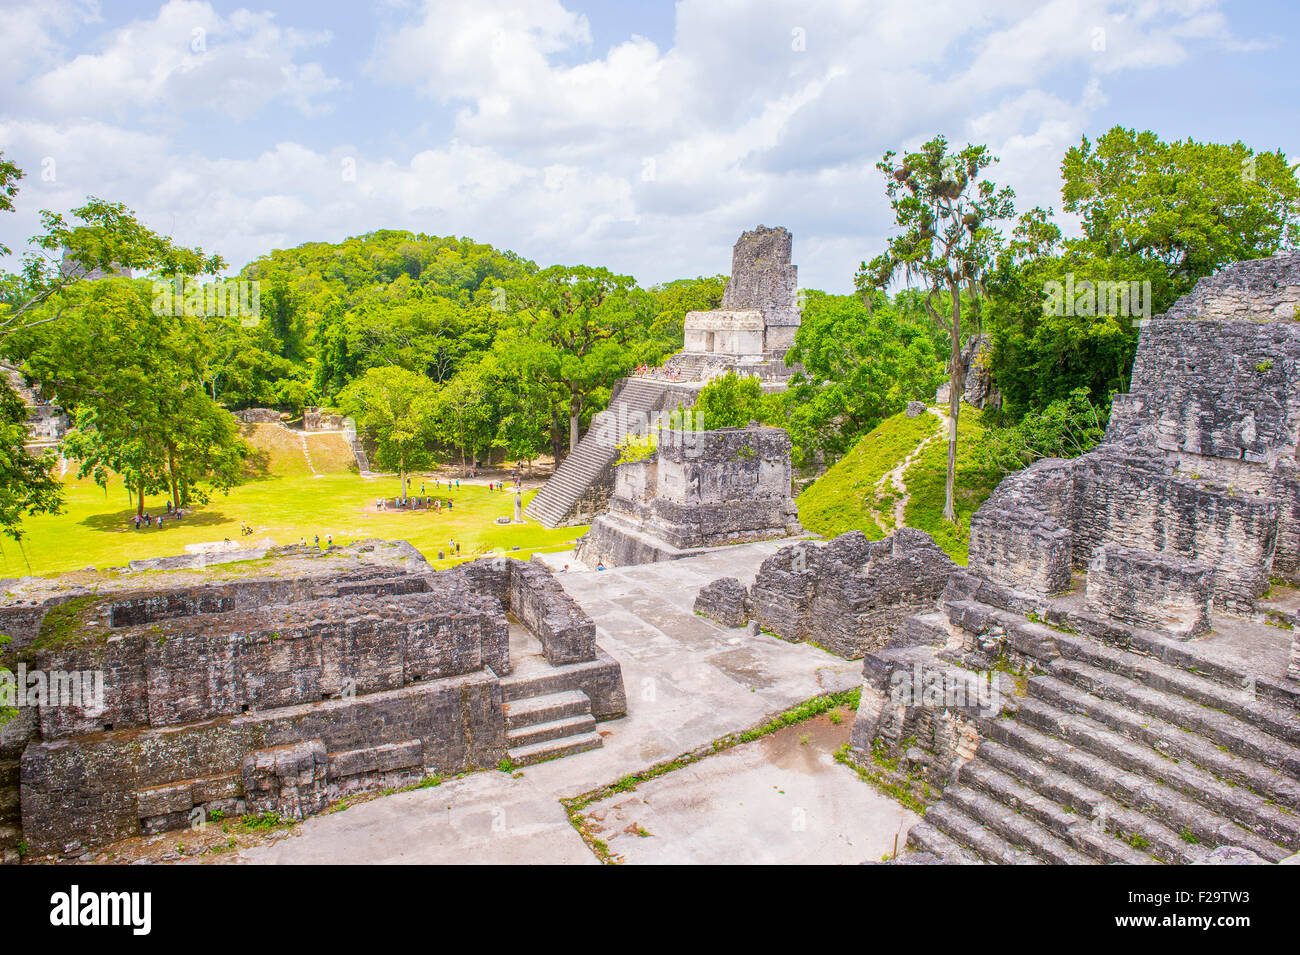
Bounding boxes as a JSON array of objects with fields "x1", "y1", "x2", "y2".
[
  {"x1": 987, "y1": 128, "x2": 1300, "y2": 418},
  {"x1": 858, "y1": 134, "x2": 1015, "y2": 523},
  {"x1": 0, "y1": 380, "x2": 62, "y2": 543},
  {"x1": 797, "y1": 410, "x2": 939, "y2": 540},
  {"x1": 976, "y1": 388, "x2": 1108, "y2": 474},
  {"x1": 693, "y1": 370, "x2": 778, "y2": 430},
  {"x1": 783, "y1": 290, "x2": 945, "y2": 466},
  {"x1": 902, "y1": 407, "x2": 1001, "y2": 560},
  {"x1": 338, "y1": 365, "x2": 439, "y2": 487},
  {"x1": 10, "y1": 278, "x2": 248, "y2": 515}
]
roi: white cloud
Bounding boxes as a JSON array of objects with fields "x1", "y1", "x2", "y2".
[
  {"x1": 0, "y1": 0, "x2": 1277, "y2": 292},
  {"x1": 21, "y1": 0, "x2": 340, "y2": 120}
]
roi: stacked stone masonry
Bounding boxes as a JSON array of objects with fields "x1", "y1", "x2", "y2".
[
  {"x1": 575, "y1": 424, "x2": 802, "y2": 568},
  {"x1": 0, "y1": 541, "x2": 626, "y2": 858},
  {"x1": 846, "y1": 253, "x2": 1300, "y2": 864}
]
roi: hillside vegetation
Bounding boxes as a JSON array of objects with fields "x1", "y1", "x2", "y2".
[{"x1": 796, "y1": 404, "x2": 1001, "y2": 562}]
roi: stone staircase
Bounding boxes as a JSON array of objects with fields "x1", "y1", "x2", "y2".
[
  {"x1": 902, "y1": 590, "x2": 1300, "y2": 865},
  {"x1": 501, "y1": 687, "x2": 602, "y2": 766},
  {"x1": 525, "y1": 377, "x2": 676, "y2": 528}
]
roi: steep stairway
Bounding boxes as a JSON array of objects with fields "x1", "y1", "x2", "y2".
[
  {"x1": 525, "y1": 377, "x2": 678, "y2": 528},
  {"x1": 903, "y1": 594, "x2": 1300, "y2": 864}
]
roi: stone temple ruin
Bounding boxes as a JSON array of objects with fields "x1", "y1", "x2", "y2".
[
  {"x1": 0, "y1": 541, "x2": 625, "y2": 860},
  {"x1": 526, "y1": 225, "x2": 802, "y2": 529},
  {"x1": 575, "y1": 423, "x2": 802, "y2": 568},
  {"x1": 695, "y1": 528, "x2": 955, "y2": 659},
  {"x1": 682, "y1": 252, "x2": 1300, "y2": 864}
]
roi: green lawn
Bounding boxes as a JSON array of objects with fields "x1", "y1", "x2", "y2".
[{"x1": 1, "y1": 428, "x2": 585, "y2": 578}]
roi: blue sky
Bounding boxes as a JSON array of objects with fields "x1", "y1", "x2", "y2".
[{"x1": 1, "y1": 0, "x2": 1296, "y2": 292}]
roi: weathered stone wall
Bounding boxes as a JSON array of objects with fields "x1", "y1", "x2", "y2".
[
  {"x1": 20, "y1": 670, "x2": 505, "y2": 856},
  {"x1": 1162, "y1": 251, "x2": 1300, "y2": 322},
  {"x1": 747, "y1": 529, "x2": 956, "y2": 659},
  {"x1": 3, "y1": 541, "x2": 625, "y2": 857},
  {"x1": 693, "y1": 577, "x2": 750, "y2": 628},
  {"x1": 1084, "y1": 544, "x2": 1213, "y2": 638},
  {"x1": 576, "y1": 425, "x2": 801, "y2": 567},
  {"x1": 967, "y1": 458, "x2": 1075, "y2": 594},
  {"x1": 1070, "y1": 451, "x2": 1277, "y2": 612},
  {"x1": 1107, "y1": 318, "x2": 1300, "y2": 463},
  {"x1": 507, "y1": 561, "x2": 597, "y2": 665}
]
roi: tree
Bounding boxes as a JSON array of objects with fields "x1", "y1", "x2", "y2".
[
  {"x1": 501, "y1": 265, "x2": 663, "y2": 455},
  {"x1": 0, "y1": 382, "x2": 62, "y2": 544},
  {"x1": 10, "y1": 279, "x2": 248, "y2": 516},
  {"x1": 858, "y1": 135, "x2": 1015, "y2": 522},
  {"x1": 338, "y1": 365, "x2": 438, "y2": 497},
  {"x1": 433, "y1": 364, "x2": 496, "y2": 472},
  {"x1": 0, "y1": 152, "x2": 225, "y2": 536},
  {"x1": 1061, "y1": 128, "x2": 1300, "y2": 296},
  {"x1": 783, "y1": 290, "x2": 945, "y2": 466}
]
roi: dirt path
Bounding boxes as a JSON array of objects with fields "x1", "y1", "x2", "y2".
[{"x1": 871, "y1": 408, "x2": 948, "y2": 534}]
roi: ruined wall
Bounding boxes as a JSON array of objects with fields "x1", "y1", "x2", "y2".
[
  {"x1": 1084, "y1": 545, "x2": 1213, "y2": 638},
  {"x1": 575, "y1": 425, "x2": 801, "y2": 567},
  {"x1": 1162, "y1": 251, "x2": 1300, "y2": 322},
  {"x1": 21, "y1": 671, "x2": 505, "y2": 855},
  {"x1": 1070, "y1": 451, "x2": 1277, "y2": 612},
  {"x1": 3, "y1": 542, "x2": 626, "y2": 857},
  {"x1": 747, "y1": 529, "x2": 956, "y2": 659}
]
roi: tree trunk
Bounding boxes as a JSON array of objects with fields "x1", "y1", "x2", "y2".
[
  {"x1": 167, "y1": 447, "x2": 180, "y2": 508},
  {"x1": 569, "y1": 388, "x2": 582, "y2": 453},
  {"x1": 945, "y1": 282, "x2": 963, "y2": 524},
  {"x1": 136, "y1": 483, "x2": 145, "y2": 518}
]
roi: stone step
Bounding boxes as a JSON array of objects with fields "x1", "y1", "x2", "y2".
[
  {"x1": 506, "y1": 713, "x2": 597, "y2": 748},
  {"x1": 1049, "y1": 630, "x2": 1300, "y2": 744},
  {"x1": 1029, "y1": 675, "x2": 1300, "y2": 810},
  {"x1": 958, "y1": 760, "x2": 1158, "y2": 865},
  {"x1": 1048, "y1": 658, "x2": 1300, "y2": 776},
  {"x1": 922, "y1": 800, "x2": 1042, "y2": 864},
  {"x1": 941, "y1": 784, "x2": 1098, "y2": 864},
  {"x1": 507, "y1": 730, "x2": 602, "y2": 767},
  {"x1": 501, "y1": 689, "x2": 591, "y2": 727},
  {"x1": 903, "y1": 821, "x2": 986, "y2": 864},
  {"x1": 985, "y1": 717, "x2": 1292, "y2": 861},
  {"x1": 1008, "y1": 698, "x2": 1300, "y2": 853},
  {"x1": 976, "y1": 739, "x2": 1207, "y2": 864}
]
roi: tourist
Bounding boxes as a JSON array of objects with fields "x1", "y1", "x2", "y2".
[
  {"x1": 596, "y1": 562, "x2": 606, "y2": 571},
  {"x1": 314, "y1": 535, "x2": 320, "y2": 548},
  {"x1": 327, "y1": 535, "x2": 333, "y2": 548}
]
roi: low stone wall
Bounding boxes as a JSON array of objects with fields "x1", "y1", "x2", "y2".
[
  {"x1": 693, "y1": 577, "x2": 750, "y2": 628},
  {"x1": 1084, "y1": 544, "x2": 1213, "y2": 638},
  {"x1": 20, "y1": 670, "x2": 505, "y2": 856},
  {"x1": 236, "y1": 408, "x2": 282, "y2": 424},
  {"x1": 741, "y1": 529, "x2": 955, "y2": 659},
  {"x1": 507, "y1": 561, "x2": 597, "y2": 665}
]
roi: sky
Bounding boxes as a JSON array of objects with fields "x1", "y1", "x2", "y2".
[{"x1": 0, "y1": 0, "x2": 1296, "y2": 293}]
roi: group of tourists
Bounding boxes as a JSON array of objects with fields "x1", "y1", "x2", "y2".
[
  {"x1": 131, "y1": 501, "x2": 184, "y2": 530},
  {"x1": 632, "y1": 363, "x2": 682, "y2": 380}
]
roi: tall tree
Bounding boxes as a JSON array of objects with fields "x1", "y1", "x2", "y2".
[
  {"x1": 338, "y1": 365, "x2": 438, "y2": 497},
  {"x1": 501, "y1": 265, "x2": 662, "y2": 455},
  {"x1": 858, "y1": 135, "x2": 1015, "y2": 522},
  {"x1": 11, "y1": 279, "x2": 248, "y2": 516}
]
